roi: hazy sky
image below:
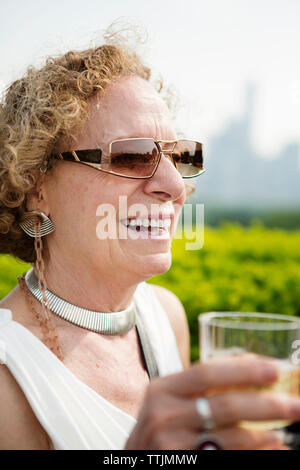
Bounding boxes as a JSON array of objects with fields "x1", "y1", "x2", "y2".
[{"x1": 1, "y1": 0, "x2": 299, "y2": 157}]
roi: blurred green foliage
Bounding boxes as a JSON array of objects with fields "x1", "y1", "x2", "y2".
[
  {"x1": 203, "y1": 207, "x2": 300, "y2": 230},
  {"x1": 0, "y1": 255, "x2": 30, "y2": 299},
  {"x1": 1, "y1": 223, "x2": 300, "y2": 363}
]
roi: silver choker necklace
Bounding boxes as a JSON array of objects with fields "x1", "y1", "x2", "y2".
[{"x1": 25, "y1": 268, "x2": 136, "y2": 335}]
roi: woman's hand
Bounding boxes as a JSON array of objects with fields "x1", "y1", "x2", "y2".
[{"x1": 125, "y1": 354, "x2": 300, "y2": 450}]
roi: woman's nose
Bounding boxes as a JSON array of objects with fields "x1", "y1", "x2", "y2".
[{"x1": 143, "y1": 152, "x2": 185, "y2": 202}]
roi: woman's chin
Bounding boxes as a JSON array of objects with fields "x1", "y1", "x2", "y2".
[{"x1": 134, "y1": 252, "x2": 172, "y2": 279}]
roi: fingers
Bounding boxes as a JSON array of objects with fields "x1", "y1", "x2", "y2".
[
  {"x1": 127, "y1": 355, "x2": 300, "y2": 451},
  {"x1": 207, "y1": 391, "x2": 300, "y2": 428},
  {"x1": 127, "y1": 425, "x2": 286, "y2": 450},
  {"x1": 160, "y1": 354, "x2": 280, "y2": 397},
  {"x1": 126, "y1": 384, "x2": 295, "y2": 450},
  {"x1": 209, "y1": 427, "x2": 285, "y2": 450},
  {"x1": 173, "y1": 392, "x2": 300, "y2": 432},
  {"x1": 143, "y1": 381, "x2": 300, "y2": 432},
  {"x1": 181, "y1": 427, "x2": 286, "y2": 451}
]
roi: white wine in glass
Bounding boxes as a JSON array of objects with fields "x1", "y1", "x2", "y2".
[{"x1": 199, "y1": 312, "x2": 300, "y2": 430}]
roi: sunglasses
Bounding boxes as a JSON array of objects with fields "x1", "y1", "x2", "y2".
[{"x1": 50, "y1": 138, "x2": 205, "y2": 179}]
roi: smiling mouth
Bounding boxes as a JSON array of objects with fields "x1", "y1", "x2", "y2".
[
  {"x1": 120, "y1": 217, "x2": 172, "y2": 236},
  {"x1": 121, "y1": 217, "x2": 171, "y2": 232}
]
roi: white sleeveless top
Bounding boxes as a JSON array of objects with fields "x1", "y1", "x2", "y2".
[{"x1": 0, "y1": 282, "x2": 183, "y2": 450}]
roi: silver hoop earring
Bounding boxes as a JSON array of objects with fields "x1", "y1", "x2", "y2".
[{"x1": 19, "y1": 211, "x2": 55, "y2": 238}]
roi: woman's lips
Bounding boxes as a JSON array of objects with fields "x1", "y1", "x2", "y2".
[{"x1": 119, "y1": 216, "x2": 172, "y2": 240}]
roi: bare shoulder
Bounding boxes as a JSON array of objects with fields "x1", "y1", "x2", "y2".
[
  {"x1": 148, "y1": 284, "x2": 190, "y2": 368},
  {"x1": 0, "y1": 294, "x2": 51, "y2": 449},
  {"x1": 0, "y1": 364, "x2": 51, "y2": 449}
]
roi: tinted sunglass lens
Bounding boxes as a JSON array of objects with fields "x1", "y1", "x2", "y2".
[
  {"x1": 77, "y1": 149, "x2": 102, "y2": 164},
  {"x1": 174, "y1": 141, "x2": 204, "y2": 177},
  {"x1": 109, "y1": 139, "x2": 159, "y2": 177}
]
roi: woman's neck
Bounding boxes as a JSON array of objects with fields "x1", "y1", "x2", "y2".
[{"x1": 38, "y1": 255, "x2": 139, "y2": 313}]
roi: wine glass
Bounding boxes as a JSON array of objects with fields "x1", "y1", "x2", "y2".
[{"x1": 199, "y1": 311, "x2": 300, "y2": 429}]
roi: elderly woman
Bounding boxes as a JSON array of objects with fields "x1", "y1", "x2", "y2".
[{"x1": 0, "y1": 37, "x2": 299, "y2": 451}]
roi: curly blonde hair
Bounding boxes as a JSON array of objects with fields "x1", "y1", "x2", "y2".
[{"x1": 0, "y1": 36, "x2": 165, "y2": 263}]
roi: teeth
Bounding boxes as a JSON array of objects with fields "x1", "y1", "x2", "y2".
[{"x1": 122, "y1": 217, "x2": 171, "y2": 230}]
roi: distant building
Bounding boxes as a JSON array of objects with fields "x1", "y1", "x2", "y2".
[{"x1": 194, "y1": 85, "x2": 300, "y2": 209}]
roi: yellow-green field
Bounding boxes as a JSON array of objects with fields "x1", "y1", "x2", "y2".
[{"x1": 1, "y1": 223, "x2": 300, "y2": 362}]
